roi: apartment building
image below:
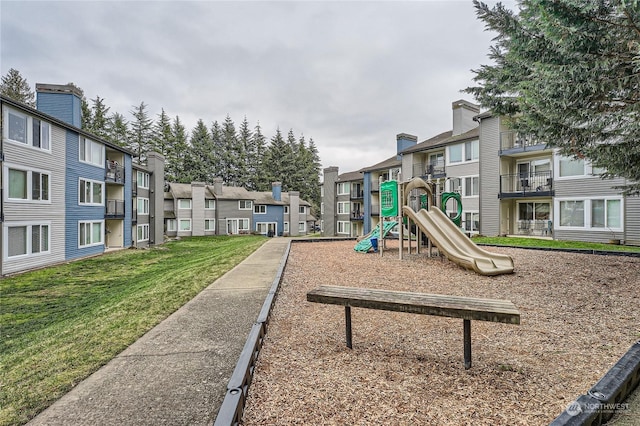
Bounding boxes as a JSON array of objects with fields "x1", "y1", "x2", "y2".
[
  {"x1": 321, "y1": 99, "x2": 640, "y2": 245},
  {"x1": 164, "y1": 180, "x2": 314, "y2": 238},
  {"x1": 1, "y1": 84, "x2": 135, "y2": 275},
  {"x1": 132, "y1": 152, "x2": 165, "y2": 248}
]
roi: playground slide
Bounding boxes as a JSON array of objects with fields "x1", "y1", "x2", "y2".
[
  {"x1": 354, "y1": 221, "x2": 398, "y2": 253},
  {"x1": 402, "y1": 205, "x2": 514, "y2": 276}
]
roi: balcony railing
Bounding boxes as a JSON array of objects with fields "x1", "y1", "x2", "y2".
[
  {"x1": 350, "y1": 190, "x2": 364, "y2": 200},
  {"x1": 500, "y1": 131, "x2": 546, "y2": 153},
  {"x1": 499, "y1": 171, "x2": 553, "y2": 198},
  {"x1": 516, "y1": 220, "x2": 553, "y2": 237},
  {"x1": 351, "y1": 212, "x2": 364, "y2": 220},
  {"x1": 105, "y1": 161, "x2": 125, "y2": 184},
  {"x1": 105, "y1": 199, "x2": 125, "y2": 218},
  {"x1": 412, "y1": 163, "x2": 446, "y2": 178}
]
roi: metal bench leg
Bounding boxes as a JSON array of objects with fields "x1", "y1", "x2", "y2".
[
  {"x1": 463, "y1": 319, "x2": 471, "y2": 369},
  {"x1": 345, "y1": 306, "x2": 352, "y2": 349}
]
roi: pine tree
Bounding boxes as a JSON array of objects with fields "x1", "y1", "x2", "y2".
[
  {"x1": 167, "y1": 116, "x2": 189, "y2": 183},
  {"x1": 106, "y1": 112, "x2": 129, "y2": 147},
  {"x1": 185, "y1": 119, "x2": 214, "y2": 182},
  {"x1": 263, "y1": 128, "x2": 294, "y2": 189},
  {"x1": 129, "y1": 102, "x2": 153, "y2": 164},
  {"x1": 237, "y1": 117, "x2": 253, "y2": 189},
  {"x1": 210, "y1": 120, "x2": 224, "y2": 180},
  {"x1": 89, "y1": 96, "x2": 110, "y2": 139},
  {"x1": 81, "y1": 97, "x2": 93, "y2": 130},
  {"x1": 152, "y1": 109, "x2": 172, "y2": 158},
  {"x1": 251, "y1": 122, "x2": 270, "y2": 191},
  {"x1": 0, "y1": 68, "x2": 35, "y2": 107},
  {"x1": 466, "y1": 0, "x2": 640, "y2": 194}
]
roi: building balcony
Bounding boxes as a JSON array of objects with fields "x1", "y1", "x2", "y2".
[
  {"x1": 412, "y1": 163, "x2": 446, "y2": 179},
  {"x1": 105, "y1": 199, "x2": 125, "y2": 218},
  {"x1": 350, "y1": 190, "x2": 364, "y2": 200},
  {"x1": 105, "y1": 160, "x2": 125, "y2": 184},
  {"x1": 132, "y1": 179, "x2": 138, "y2": 197},
  {"x1": 500, "y1": 131, "x2": 548, "y2": 155},
  {"x1": 499, "y1": 171, "x2": 554, "y2": 198},
  {"x1": 351, "y1": 212, "x2": 364, "y2": 221}
]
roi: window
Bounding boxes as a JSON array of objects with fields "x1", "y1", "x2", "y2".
[
  {"x1": 254, "y1": 205, "x2": 266, "y2": 214},
  {"x1": 179, "y1": 219, "x2": 192, "y2": 231},
  {"x1": 283, "y1": 222, "x2": 289, "y2": 233},
  {"x1": 518, "y1": 202, "x2": 550, "y2": 221},
  {"x1": 464, "y1": 212, "x2": 480, "y2": 233},
  {"x1": 448, "y1": 178, "x2": 462, "y2": 193},
  {"x1": 6, "y1": 166, "x2": 50, "y2": 202},
  {"x1": 205, "y1": 199, "x2": 216, "y2": 209},
  {"x1": 79, "y1": 137, "x2": 104, "y2": 167},
  {"x1": 178, "y1": 199, "x2": 192, "y2": 209},
  {"x1": 239, "y1": 218, "x2": 250, "y2": 231},
  {"x1": 591, "y1": 199, "x2": 621, "y2": 228},
  {"x1": 337, "y1": 221, "x2": 351, "y2": 234},
  {"x1": 463, "y1": 176, "x2": 479, "y2": 197},
  {"x1": 448, "y1": 144, "x2": 463, "y2": 164},
  {"x1": 137, "y1": 224, "x2": 149, "y2": 242},
  {"x1": 284, "y1": 206, "x2": 289, "y2": 214},
  {"x1": 3, "y1": 108, "x2": 51, "y2": 151},
  {"x1": 79, "y1": 179, "x2": 103, "y2": 205},
  {"x1": 337, "y1": 183, "x2": 350, "y2": 195},
  {"x1": 298, "y1": 222, "x2": 306, "y2": 232},
  {"x1": 299, "y1": 206, "x2": 306, "y2": 214},
  {"x1": 559, "y1": 200, "x2": 585, "y2": 227},
  {"x1": 166, "y1": 219, "x2": 177, "y2": 232},
  {"x1": 136, "y1": 171, "x2": 149, "y2": 189},
  {"x1": 5, "y1": 223, "x2": 50, "y2": 258},
  {"x1": 205, "y1": 219, "x2": 216, "y2": 231},
  {"x1": 137, "y1": 197, "x2": 149, "y2": 215},
  {"x1": 239, "y1": 200, "x2": 252, "y2": 210},
  {"x1": 558, "y1": 157, "x2": 585, "y2": 177},
  {"x1": 465, "y1": 140, "x2": 479, "y2": 161},
  {"x1": 337, "y1": 202, "x2": 350, "y2": 214},
  {"x1": 79, "y1": 221, "x2": 103, "y2": 247},
  {"x1": 320, "y1": 203, "x2": 324, "y2": 215}
]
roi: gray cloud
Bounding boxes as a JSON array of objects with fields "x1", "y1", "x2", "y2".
[{"x1": 1, "y1": 0, "x2": 499, "y2": 174}]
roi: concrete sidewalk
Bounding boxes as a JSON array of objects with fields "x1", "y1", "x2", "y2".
[{"x1": 29, "y1": 238, "x2": 290, "y2": 426}]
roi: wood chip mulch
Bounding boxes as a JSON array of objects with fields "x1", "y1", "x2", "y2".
[{"x1": 241, "y1": 240, "x2": 640, "y2": 425}]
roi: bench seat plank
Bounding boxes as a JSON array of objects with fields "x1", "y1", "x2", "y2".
[{"x1": 307, "y1": 285, "x2": 520, "y2": 325}]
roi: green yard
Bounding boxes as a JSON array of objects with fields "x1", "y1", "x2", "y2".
[
  {"x1": 472, "y1": 236, "x2": 640, "y2": 253},
  {"x1": 0, "y1": 235, "x2": 266, "y2": 426}
]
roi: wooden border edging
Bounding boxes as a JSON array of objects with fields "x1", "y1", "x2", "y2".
[
  {"x1": 550, "y1": 340, "x2": 640, "y2": 425},
  {"x1": 213, "y1": 240, "x2": 292, "y2": 426}
]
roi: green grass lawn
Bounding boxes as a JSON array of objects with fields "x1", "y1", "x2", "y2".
[
  {"x1": 472, "y1": 235, "x2": 640, "y2": 253},
  {"x1": 0, "y1": 235, "x2": 266, "y2": 426}
]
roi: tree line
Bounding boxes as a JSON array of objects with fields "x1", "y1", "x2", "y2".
[{"x1": 1, "y1": 69, "x2": 322, "y2": 212}]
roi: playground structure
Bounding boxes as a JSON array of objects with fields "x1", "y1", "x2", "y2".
[
  {"x1": 356, "y1": 176, "x2": 514, "y2": 276},
  {"x1": 354, "y1": 221, "x2": 398, "y2": 253}
]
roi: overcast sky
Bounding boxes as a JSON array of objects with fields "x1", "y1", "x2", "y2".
[{"x1": 1, "y1": 0, "x2": 504, "y2": 175}]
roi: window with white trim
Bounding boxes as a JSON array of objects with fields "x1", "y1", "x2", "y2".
[
  {"x1": 447, "y1": 140, "x2": 478, "y2": 164},
  {"x1": 136, "y1": 171, "x2": 149, "y2": 189},
  {"x1": 463, "y1": 176, "x2": 479, "y2": 197},
  {"x1": 137, "y1": 197, "x2": 149, "y2": 215},
  {"x1": 5, "y1": 165, "x2": 50, "y2": 202},
  {"x1": 298, "y1": 222, "x2": 306, "y2": 232},
  {"x1": 79, "y1": 178, "x2": 103, "y2": 205},
  {"x1": 254, "y1": 205, "x2": 266, "y2": 214},
  {"x1": 284, "y1": 206, "x2": 289, "y2": 214},
  {"x1": 205, "y1": 199, "x2": 216, "y2": 209},
  {"x1": 337, "y1": 202, "x2": 350, "y2": 214},
  {"x1": 179, "y1": 219, "x2": 192, "y2": 231},
  {"x1": 239, "y1": 200, "x2": 252, "y2": 210},
  {"x1": 238, "y1": 218, "x2": 250, "y2": 231},
  {"x1": 284, "y1": 222, "x2": 289, "y2": 233},
  {"x1": 178, "y1": 199, "x2": 192, "y2": 209},
  {"x1": 337, "y1": 182, "x2": 350, "y2": 195},
  {"x1": 137, "y1": 224, "x2": 149, "y2": 242},
  {"x1": 337, "y1": 221, "x2": 350, "y2": 234},
  {"x1": 320, "y1": 203, "x2": 324, "y2": 215},
  {"x1": 299, "y1": 206, "x2": 306, "y2": 214},
  {"x1": 3, "y1": 108, "x2": 51, "y2": 151},
  {"x1": 556, "y1": 197, "x2": 623, "y2": 230},
  {"x1": 166, "y1": 219, "x2": 177, "y2": 232},
  {"x1": 79, "y1": 137, "x2": 104, "y2": 167},
  {"x1": 555, "y1": 155, "x2": 603, "y2": 179},
  {"x1": 4, "y1": 222, "x2": 50, "y2": 258},
  {"x1": 205, "y1": 219, "x2": 215, "y2": 231},
  {"x1": 79, "y1": 220, "x2": 103, "y2": 247},
  {"x1": 463, "y1": 212, "x2": 480, "y2": 233}
]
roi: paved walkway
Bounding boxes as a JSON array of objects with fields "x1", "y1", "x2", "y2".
[{"x1": 29, "y1": 238, "x2": 290, "y2": 426}]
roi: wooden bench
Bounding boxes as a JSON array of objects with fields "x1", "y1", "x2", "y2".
[{"x1": 306, "y1": 285, "x2": 521, "y2": 369}]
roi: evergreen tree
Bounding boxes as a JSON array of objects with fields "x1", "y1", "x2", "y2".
[
  {"x1": 210, "y1": 120, "x2": 224, "y2": 180},
  {"x1": 0, "y1": 68, "x2": 35, "y2": 107},
  {"x1": 81, "y1": 97, "x2": 93, "y2": 130},
  {"x1": 152, "y1": 109, "x2": 172, "y2": 158},
  {"x1": 263, "y1": 128, "x2": 294, "y2": 189},
  {"x1": 167, "y1": 116, "x2": 189, "y2": 183},
  {"x1": 237, "y1": 117, "x2": 253, "y2": 189},
  {"x1": 466, "y1": 0, "x2": 640, "y2": 194},
  {"x1": 129, "y1": 102, "x2": 153, "y2": 164},
  {"x1": 251, "y1": 121, "x2": 270, "y2": 191},
  {"x1": 221, "y1": 115, "x2": 241, "y2": 186},
  {"x1": 304, "y1": 137, "x2": 322, "y2": 213},
  {"x1": 88, "y1": 96, "x2": 110, "y2": 139},
  {"x1": 185, "y1": 119, "x2": 214, "y2": 182},
  {"x1": 106, "y1": 112, "x2": 129, "y2": 147}
]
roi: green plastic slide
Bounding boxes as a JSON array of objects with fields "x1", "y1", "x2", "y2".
[{"x1": 354, "y1": 221, "x2": 398, "y2": 253}]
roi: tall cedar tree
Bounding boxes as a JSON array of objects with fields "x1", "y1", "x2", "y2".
[
  {"x1": 152, "y1": 109, "x2": 172, "y2": 160},
  {"x1": 106, "y1": 112, "x2": 129, "y2": 147},
  {"x1": 89, "y1": 96, "x2": 110, "y2": 139},
  {"x1": 237, "y1": 117, "x2": 252, "y2": 189},
  {"x1": 185, "y1": 119, "x2": 214, "y2": 183},
  {"x1": 263, "y1": 128, "x2": 293, "y2": 189},
  {"x1": 251, "y1": 122, "x2": 270, "y2": 191},
  {"x1": 168, "y1": 116, "x2": 189, "y2": 183},
  {"x1": 466, "y1": 0, "x2": 640, "y2": 194},
  {"x1": 221, "y1": 115, "x2": 243, "y2": 186},
  {"x1": 0, "y1": 68, "x2": 35, "y2": 107},
  {"x1": 210, "y1": 121, "x2": 224, "y2": 180},
  {"x1": 129, "y1": 102, "x2": 153, "y2": 164}
]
